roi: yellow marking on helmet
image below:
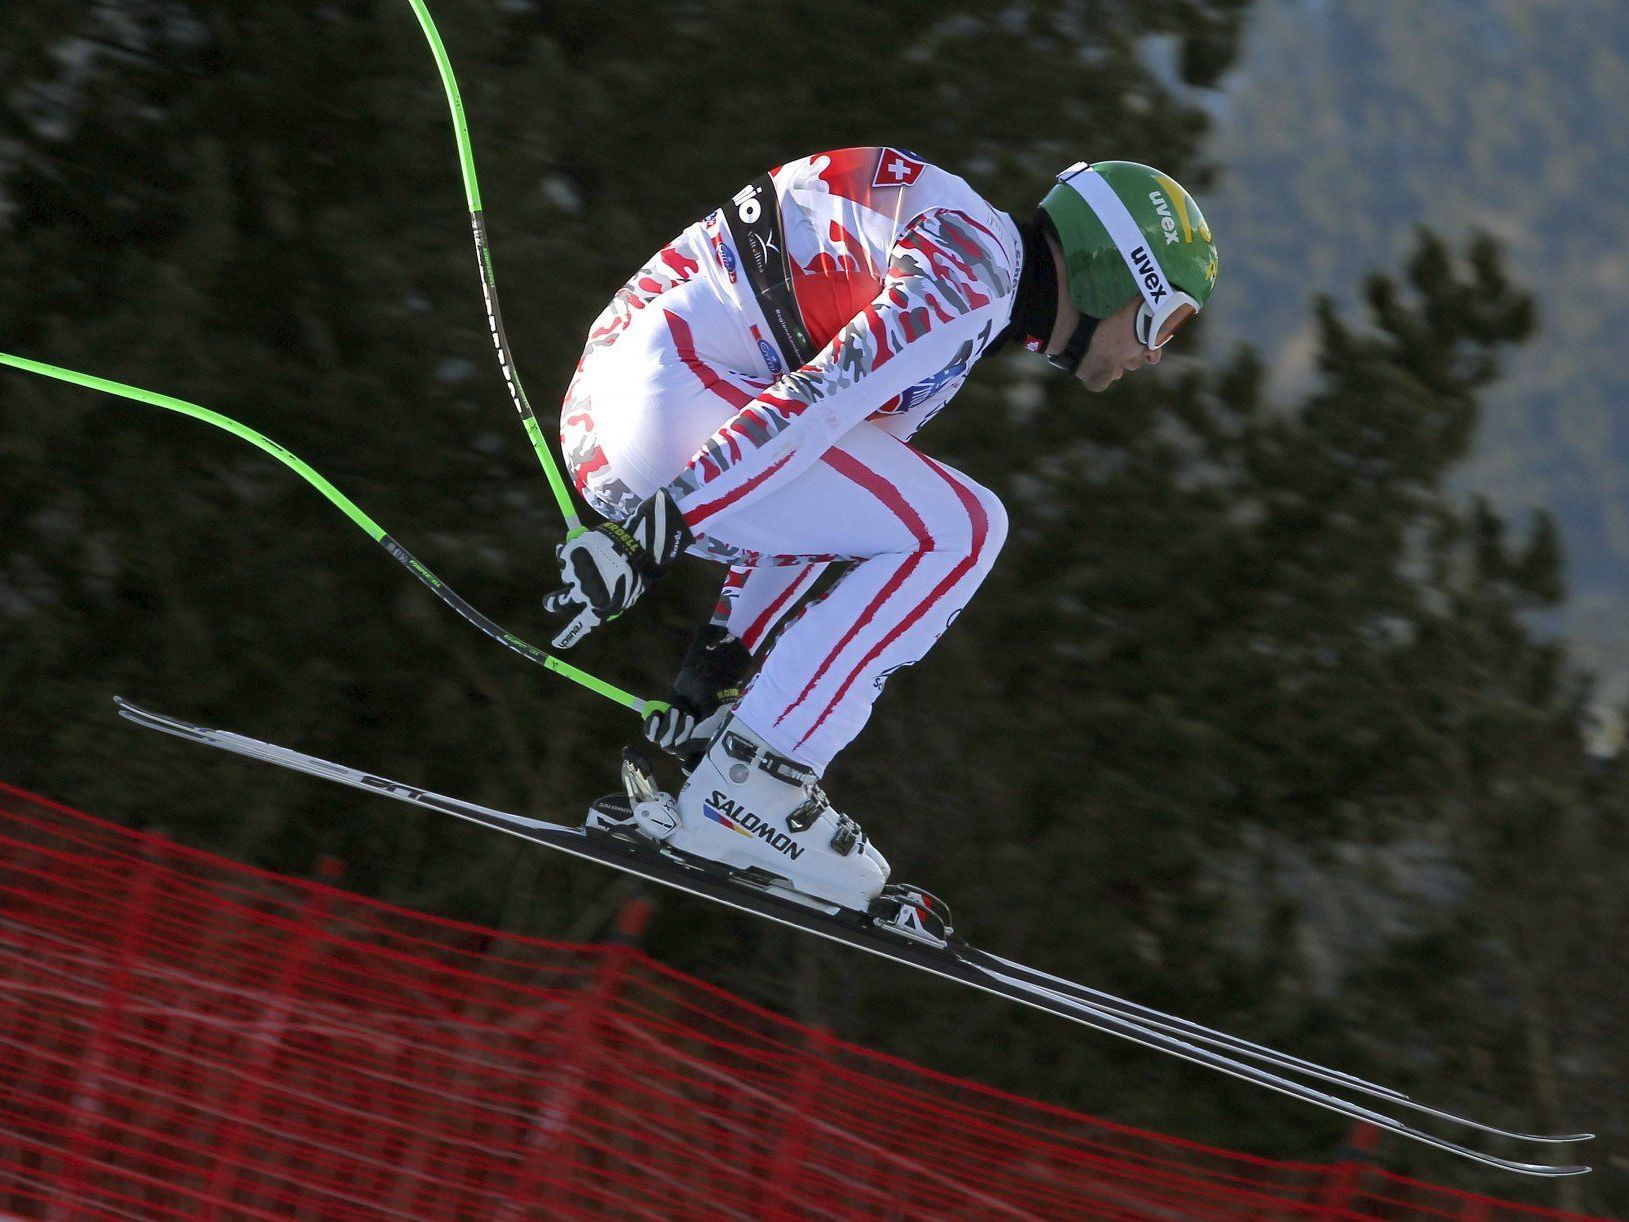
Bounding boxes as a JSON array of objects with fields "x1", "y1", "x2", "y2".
[{"x1": 1155, "y1": 173, "x2": 1194, "y2": 242}]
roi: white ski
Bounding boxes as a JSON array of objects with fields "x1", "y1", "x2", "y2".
[{"x1": 113, "y1": 698, "x2": 1592, "y2": 1178}]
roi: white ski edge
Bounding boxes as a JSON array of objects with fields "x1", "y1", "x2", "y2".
[
  {"x1": 111, "y1": 699, "x2": 1591, "y2": 1177},
  {"x1": 962, "y1": 949, "x2": 1594, "y2": 1146},
  {"x1": 972, "y1": 946, "x2": 1413, "y2": 1099},
  {"x1": 967, "y1": 965, "x2": 1588, "y2": 1177}
]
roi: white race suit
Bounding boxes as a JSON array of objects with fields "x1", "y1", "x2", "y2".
[{"x1": 562, "y1": 147, "x2": 1020, "y2": 773}]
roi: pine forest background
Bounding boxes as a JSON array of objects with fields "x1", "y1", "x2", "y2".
[{"x1": 1, "y1": 0, "x2": 1625, "y2": 1213}]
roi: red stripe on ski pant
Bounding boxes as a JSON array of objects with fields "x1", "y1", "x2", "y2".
[
  {"x1": 741, "y1": 565, "x2": 821, "y2": 653},
  {"x1": 665, "y1": 308, "x2": 802, "y2": 531},
  {"x1": 666, "y1": 310, "x2": 753, "y2": 409},
  {"x1": 773, "y1": 451, "x2": 934, "y2": 731},
  {"x1": 794, "y1": 454, "x2": 989, "y2": 753},
  {"x1": 684, "y1": 454, "x2": 794, "y2": 530}
]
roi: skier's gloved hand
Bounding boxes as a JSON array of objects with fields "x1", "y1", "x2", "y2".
[
  {"x1": 643, "y1": 703, "x2": 733, "y2": 764},
  {"x1": 643, "y1": 624, "x2": 754, "y2": 766},
  {"x1": 543, "y1": 490, "x2": 692, "y2": 649}
]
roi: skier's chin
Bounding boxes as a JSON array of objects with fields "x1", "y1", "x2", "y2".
[{"x1": 1081, "y1": 363, "x2": 1123, "y2": 393}]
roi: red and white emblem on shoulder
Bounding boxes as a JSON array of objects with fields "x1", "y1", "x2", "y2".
[{"x1": 872, "y1": 147, "x2": 925, "y2": 188}]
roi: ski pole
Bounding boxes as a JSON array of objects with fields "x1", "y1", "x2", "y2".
[
  {"x1": 0, "y1": 351, "x2": 667, "y2": 719},
  {"x1": 405, "y1": 0, "x2": 584, "y2": 539}
]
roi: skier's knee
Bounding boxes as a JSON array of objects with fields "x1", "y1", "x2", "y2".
[{"x1": 962, "y1": 481, "x2": 1008, "y2": 574}]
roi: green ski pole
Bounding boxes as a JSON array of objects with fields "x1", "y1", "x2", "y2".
[
  {"x1": 406, "y1": 0, "x2": 584, "y2": 538},
  {"x1": 0, "y1": 351, "x2": 668, "y2": 720}
]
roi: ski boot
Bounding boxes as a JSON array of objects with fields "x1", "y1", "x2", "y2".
[{"x1": 587, "y1": 718, "x2": 889, "y2": 914}]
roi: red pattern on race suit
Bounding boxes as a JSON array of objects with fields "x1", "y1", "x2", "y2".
[
  {"x1": 663, "y1": 148, "x2": 1020, "y2": 541},
  {"x1": 560, "y1": 233, "x2": 707, "y2": 521}
]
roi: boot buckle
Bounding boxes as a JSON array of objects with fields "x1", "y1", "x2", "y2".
[
  {"x1": 829, "y1": 813, "x2": 862, "y2": 855},
  {"x1": 786, "y1": 793, "x2": 823, "y2": 834}
]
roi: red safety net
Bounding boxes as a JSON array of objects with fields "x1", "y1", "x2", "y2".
[{"x1": 0, "y1": 780, "x2": 1612, "y2": 1221}]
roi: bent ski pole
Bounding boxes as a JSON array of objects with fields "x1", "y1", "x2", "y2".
[
  {"x1": 405, "y1": 0, "x2": 583, "y2": 538},
  {"x1": 0, "y1": 351, "x2": 664, "y2": 718}
]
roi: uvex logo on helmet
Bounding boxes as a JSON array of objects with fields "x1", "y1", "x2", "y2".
[
  {"x1": 1038, "y1": 160, "x2": 1218, "y2": 323},
  {"x1": 1129, "y1": 245, "x2": 1169, "y2": 303},
  {"x1": 1149, "y1": 191, "x2": 1181, "y2": 245}
]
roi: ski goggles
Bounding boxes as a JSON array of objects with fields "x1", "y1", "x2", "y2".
[
  {"x1": 1135, "y1": 293, "x2": 1200, "y2": 350},
  {"x1": 1060, "y1": 164, "x2": 1203, "y2": 351}
]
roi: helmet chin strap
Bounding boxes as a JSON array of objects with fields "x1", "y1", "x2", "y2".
[{"x1": 1047, "y1": 313, "x2": 1099, "y2": 376}]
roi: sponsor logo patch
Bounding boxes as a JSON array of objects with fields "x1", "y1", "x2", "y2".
[
  {"x1": 898, "y1": 357, "x2": 970, "y2": 411},
  {"x1": 704, "y1": 791, "x2": 805, "y2": 860},
  {"x1": 722, "y1": 173, "x2": 816, "y2": 366},
  {"x1": 702, "y1": 799, "x2": 755, "y2": 838},
  {"x1": 747, "y1": 230, "x2": 779, "y2": 275},
  {"x1": 710, "y1": 229, "x2": 739, "y2": 282},
  {"x1": 750, "y1": 324, "x2": 783, "y2": 374},
  {"x1": 732, "y1": 181, "x2": 764, "y2": 225}
]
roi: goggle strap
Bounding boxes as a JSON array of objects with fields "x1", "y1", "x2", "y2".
[{"x1": 1047, "y1": 313, "x2": 1099, "y2": 376}]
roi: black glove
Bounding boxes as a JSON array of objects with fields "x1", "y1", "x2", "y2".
[
  {"x1": 643, "y1": 624, "x2": 755, "y2": 766},
  {"x1": 543, "y1": 490, "x2": 692, "y2": 649}
]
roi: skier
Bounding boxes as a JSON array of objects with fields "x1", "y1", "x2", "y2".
[{"x1": 546, "y1": 150, "x2": 1218, "y2": 913}]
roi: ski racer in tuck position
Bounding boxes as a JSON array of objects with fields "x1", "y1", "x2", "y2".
[{"x1": 546, "y1": 149, "x2": 1219, "y2": 917}]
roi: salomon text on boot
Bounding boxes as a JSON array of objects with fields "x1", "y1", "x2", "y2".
[{"x1": 668, "y1": 717, "x2": 888, "y2": 913}]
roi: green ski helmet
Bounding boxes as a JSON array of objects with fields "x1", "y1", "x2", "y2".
[{"x1": 1039, "y1": 160, "x2": 1218, "y2": 350}]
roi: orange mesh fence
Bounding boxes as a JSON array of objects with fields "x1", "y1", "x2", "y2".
[{"x1": 0, "y1": 780, "x2": 1611, "y2": 1220}]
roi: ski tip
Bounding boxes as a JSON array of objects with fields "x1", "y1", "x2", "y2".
[
  {"x1": 1509, "y1": 1159, "x2": 1593, "y2": 1177},
  {"x1": 1497, "y1": 1158, "x2": 1593, "y2": 1178},
  {"x1": 113, "y1": 695, "x2": 157, "y2": 720},
  {"x1": 1515, "y1": 1131, "x2": 1596, "y2": 1145}
]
